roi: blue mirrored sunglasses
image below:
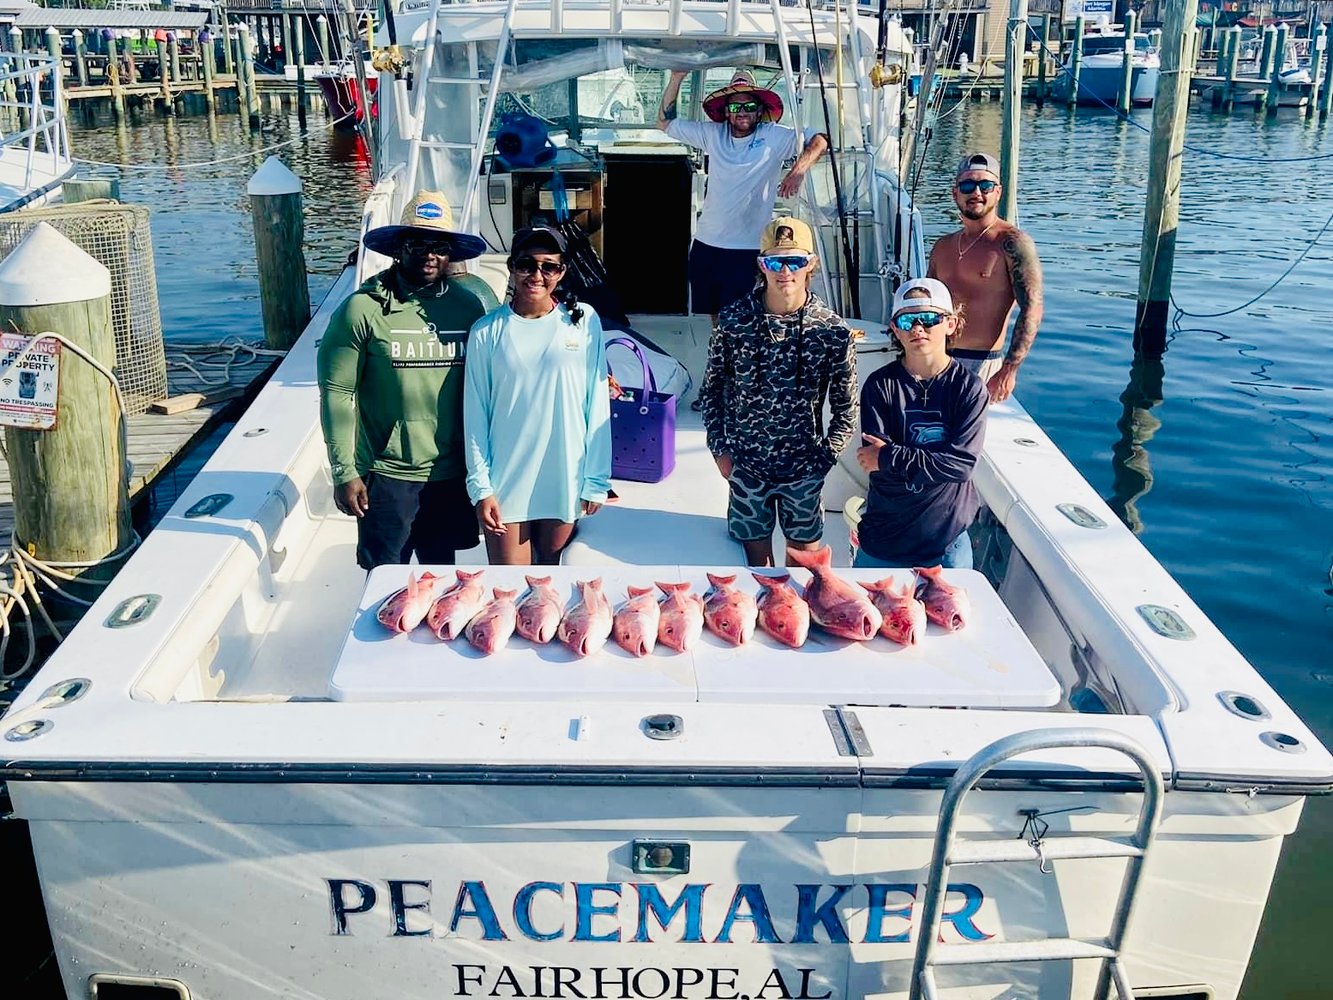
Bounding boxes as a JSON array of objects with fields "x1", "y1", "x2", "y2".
[
  {"x1": 956, "y1": 178, "x2": 999, "y2": 195},
  {"x1": 759, "y1": 254, "x2": 811, "y2": 273},
  {"x1": 892, "y1": 310, "x2": 947, "y2": 332}
]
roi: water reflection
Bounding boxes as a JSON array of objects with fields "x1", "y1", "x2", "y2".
[{"x1": 1108, "y1": 356, "x2": 1164, "y2": 534}]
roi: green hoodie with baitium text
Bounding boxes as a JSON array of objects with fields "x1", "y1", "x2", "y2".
[{"x1": 317, "y1": 267, "x2": 488, "y2": 485}]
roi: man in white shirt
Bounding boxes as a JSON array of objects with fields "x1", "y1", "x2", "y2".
[{"x1": 657, "y1": 69, "x2": 829, "y2": 323}]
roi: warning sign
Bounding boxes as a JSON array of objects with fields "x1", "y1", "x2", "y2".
[{"x1": 0, "y1": 333, "x2": 62, "y2": 430}]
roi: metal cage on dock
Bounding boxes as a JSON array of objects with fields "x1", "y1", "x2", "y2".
[{"x1": 0, "y1": 201, "x2": 167, "y2": 414}]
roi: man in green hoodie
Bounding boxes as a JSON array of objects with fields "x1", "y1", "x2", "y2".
[{"x1": 318, "y1": 191, "x2": 493, "y2": 570}]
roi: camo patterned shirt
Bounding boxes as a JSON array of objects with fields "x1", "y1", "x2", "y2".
[{"x1": 699, "y1": 290, "x2": 858, "y2": 482}]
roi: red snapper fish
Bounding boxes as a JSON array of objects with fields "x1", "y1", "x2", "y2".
[
  {"x1": 613, "y1": 586, "x2": 660, "y2": 658},
  {"x1": 515, "y1": 575, "x2": 564, "y2": 644},
  {"x1": 656, "y1": 582, "x2": 704, "y2": 653},
  {"x1": 465, "y1": 588, "x2": 520, "y2": 654},
  {"x1": 914, "y1": 566, "x2": 971, "y2": 632},
  {"x1": 557, "y1": 578, "x2": 613, "y2": 658},
  {"x1": 752, "y1": 573, "x2": 811, "y2": 649},
  {"x1": 702, "y1": 573, "x2": 758, "y2": 646},
  {"x1": 859, "y1": 577, "x2": 928, "y2": 646},
  {"x1": 376, "y1": 571, "x2": 442, "y2": 633},
  {"x1": 786, "y1": 546, "x2": 882, "y2": 641},
  {"x1": 425, "y1": 569, "x2": 487, "y2": 641}
]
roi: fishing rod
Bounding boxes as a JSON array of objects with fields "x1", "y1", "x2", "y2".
[{"x1": 805, "y1": 0, "x2": 860, "y2": 319}]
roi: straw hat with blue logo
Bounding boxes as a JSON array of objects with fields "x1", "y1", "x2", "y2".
[{"x1": 362, "y1": 190, "x2": 488, "y2": 261}]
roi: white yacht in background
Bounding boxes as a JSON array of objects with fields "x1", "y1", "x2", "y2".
[
  {"x1": 2, "y1": 3, "x2": 1327, "y2": 999},
  {"x1": 1050, "y1": 23, "x2": 1161, "y2": 107},
  {"x1": 0, "y1": 51, "x2": 74, "y2": 211}
]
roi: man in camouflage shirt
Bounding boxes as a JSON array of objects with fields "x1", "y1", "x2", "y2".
[{"x1": 698, "y1": 217, "x2": 858, "y2": 567}]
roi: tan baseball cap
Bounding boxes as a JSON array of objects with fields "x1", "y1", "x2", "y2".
[{"x1": 760, "y1": 216, "x2": 816, "y2": 256}]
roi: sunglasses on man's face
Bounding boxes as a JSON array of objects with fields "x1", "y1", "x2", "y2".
[
  {"x1": 726, "y1": 101, "x2": 761, "y2": 114},
  {"x1": 512, "y1": 256, "x2": 566, "y2": 277},
  {"x1": 892, "y1": 310, "x2": 947, "y2": 332},
  {"x1": 400, "y1": 240, "x2": 452, "y2": 258},
  {"x1": 956, "y1": 178, "x2": 999, "y2": 195},
  {"x1": 759, "y1": 254, "x2": 811, "y2": 273}
]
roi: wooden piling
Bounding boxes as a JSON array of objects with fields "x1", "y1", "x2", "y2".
[
  {"x1": 0, "y1": 224, "x2": 131, "y2": 585},
  {"x1": 240, "y1": 23, "x2": 261, "y2": 128},
  {"x1": 1308, "y1": 25, "x2": 1326, "y2": 118},
  {"x1": 1259, "y1": 25, "x2": 1277, "y2": 80},
  {"x1": 1222, "y1": 26, "x2": 1240, "y2": 112},
  {"x1": 73, "y1": 29, "x2": 88, "y2": 88},
  {"x1": 1067, "y1": 17, "x2": 1084, "y2": 106},
  {"x1": 248, "y1": 157, "x2": 311, "y2": 351},
  {"x1": 1266, "y1": 24, "x2": 1288, "y2": 118},
  {"x1": 1136, "y1": 0, "x2": 1199, "y2": 358},
  {"x1": 106, "y1": 34, "x2": 125, "y2": 120},
  {"x1": 201, "y1": 30, "x2": 216, "y2": 112},
  {"x1": 999, "y1": 0, "x2": 1028, "y2": 224},
  {"x1": 1118, "y1": 11, "x2": 1137, "y2": 115},
  {"x1": 1322, "y1": 30, "x2": 1333, "y2": 118},
  {"x1": 1036, "y1": 13, "x2": 1050, "y2": 107},
  {"x1": 294, "y1": 28, "x2": 307, "y2": 126},
  {"x1": 317, "y1": 14, "x2": 330, "y2": 69},
  {"x1": 222, "y1": 18, "x2": 234, "y2": 76},
  {"x1": 155, "y1": 37, "x2": 174, "y2": 116},
  {"x1": 1214, "y1": 24, "x2": 1229, "y2": 77},
  {"x1": 169, "y1": 34, "x2": 181, "y2": 85}
]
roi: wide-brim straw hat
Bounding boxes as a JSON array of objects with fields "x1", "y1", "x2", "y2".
[
  {"x1": 362, "y1": 190, "x2": 488, "y2": 261},
  {"x1": 702, "y1": 71, "x2": 784, "y2": 124}
]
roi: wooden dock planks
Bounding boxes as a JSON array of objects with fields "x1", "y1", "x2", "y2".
[{"x1": 0, "y1": 342, "x2": 281, "y2": 549}]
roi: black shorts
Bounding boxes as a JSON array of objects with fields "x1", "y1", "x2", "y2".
[
  {"x1": 356, "y1": 473, "x2": 479, "y2": 570},
  {"x1": 688, "y1": 240, "x2": 760, "y2": 316}
]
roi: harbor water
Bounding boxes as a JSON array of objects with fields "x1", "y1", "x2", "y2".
[{"x1": 19, "y1": 95, "x2": 1333, "y2": 997}]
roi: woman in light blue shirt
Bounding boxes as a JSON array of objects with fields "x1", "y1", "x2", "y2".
[{"x1": 464, "y1": 226, "x2": 612, "y2": 565}]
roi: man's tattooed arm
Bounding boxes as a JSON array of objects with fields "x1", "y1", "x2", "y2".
[
  {"x1": 657, "y1": 70, "x2": 688, "y2": 131},
  {"x1": 1002, "y1": 229, "x2": 1044, "y2": 366}
]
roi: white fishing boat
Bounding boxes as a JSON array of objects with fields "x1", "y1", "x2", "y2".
[
  {"x1": 0, "y1": 51, "x2": 74, "y2": 212},
  {"x1": 2, "y1": 3, "x2": 1328, "y2": 1000},
  {"x1": 1050, "y1": 24, "x2": 1161, "y2": 107}
]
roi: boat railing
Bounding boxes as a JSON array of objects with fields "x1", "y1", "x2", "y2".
[{"x1": 0, "y1": 53, "x2": 72, "y2": 197}]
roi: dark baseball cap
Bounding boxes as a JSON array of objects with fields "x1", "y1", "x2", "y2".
[
  {"x1": 955, "y1": 152, "x2": 1001, "y2": 179},
  {"x1": 511, "y1": 225, "x2": 567, "y2": 256}
]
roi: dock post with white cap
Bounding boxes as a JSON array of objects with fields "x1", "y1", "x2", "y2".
[
  {"x1": 0, "y1": 224, "x2": 131, "y2": 587},
  {"x1": 249, "y1": 157, "x2": 311, "y2": 351}
]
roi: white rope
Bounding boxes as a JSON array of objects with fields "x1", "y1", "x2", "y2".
[{"x1": 166, "y1": 337, "x2": 286, "y2": 387}]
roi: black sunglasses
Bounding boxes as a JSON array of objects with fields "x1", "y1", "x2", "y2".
[
  {"x1": 956, "y1": 179, "x2": 999, "y2": 195},
  {"x1": 512, "y1": 256, "x2": 566, "y2": 276},
  {"x1": 726, "y1": 101, "x2": 761, "y2": 114},
  {"x1": 399, "y1": 239, "x2": 451, "y2": 257}
]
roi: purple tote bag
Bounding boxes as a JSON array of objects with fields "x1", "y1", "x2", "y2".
[{"x1": 607, "y1": 337, "x2": 676, "y2": 483}]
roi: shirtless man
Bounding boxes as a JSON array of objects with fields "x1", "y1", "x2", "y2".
[{"x1": 928, "y1": 152, "x2": 1044, "y2": 404}]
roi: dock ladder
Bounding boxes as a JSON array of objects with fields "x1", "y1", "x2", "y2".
[{"x1": 909, "y1": 728, "x2": 1165, "y2": 1000}]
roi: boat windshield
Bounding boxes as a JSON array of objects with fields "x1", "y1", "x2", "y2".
[{"x1": 1082, "y1": 34, "x2": 1153, "y2": 55}]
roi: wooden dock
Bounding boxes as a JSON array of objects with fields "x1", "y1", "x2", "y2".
[{"x1": 0, "y1": 342, "x2": 282, "y2": 549}]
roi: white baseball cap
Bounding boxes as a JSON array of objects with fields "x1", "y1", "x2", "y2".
[{"x1": 892, "y1": 277, "x2": 954, "y2": 316}]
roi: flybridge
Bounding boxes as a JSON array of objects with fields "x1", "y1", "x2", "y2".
[{"x1": 327, "y1": 878, "x2": 991, "y2": 943}]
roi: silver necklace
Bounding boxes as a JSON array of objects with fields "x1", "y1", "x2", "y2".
[
  {"x1": 957, "y1": 221, "x2": 997, "y2": 260},
  {"x1": 910, "y1": 363, "x2": 949, "y2": 408}
]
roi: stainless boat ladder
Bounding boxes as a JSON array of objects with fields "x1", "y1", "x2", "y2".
[{"x1": 909, "y1": 728, "x2": 1165, "y2": 1000}]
